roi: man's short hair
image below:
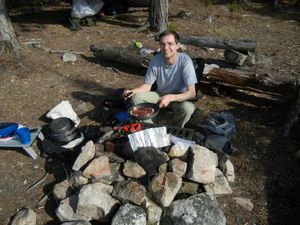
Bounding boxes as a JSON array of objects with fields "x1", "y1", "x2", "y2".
[{"x1": 159, "y1": 30, "x2": 180, "y2": 43}]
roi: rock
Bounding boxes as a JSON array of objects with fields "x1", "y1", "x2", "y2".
[
  {"x1": 61, "y1": 221, "x2": 91, "y2": 225},
  {"x1": 204, "y1": 15, "x2": 212, "y2": 23},
  {"x1": 10, "y1": 208, "x2": 36, "y2": 225},
  {"x1": 94, "y1": 143, "x2": 105, "y2": 152},
  {"x1": 62, "y1": 52, "x2": 77, "y2": 62},
  {"x1": 112, "y1": 180, "x2": 146, "y2": 205},
  {"x1": 186, "y1": 145, "x2": 218, "y2": 184},
  {"x1": 109, "y1": 162, "x2": 125, "y2": 182},
  {"x1": 178, "y1": 181, "x2": 199, "y2": 195},
  {"x1": 72, "y1": 140, "x2": 95, "y2": 171},
  {"x1": 204, "y1": 168, "x2": 232, "y2": 195},
  {"x1": 225, "y1": 159, "x2": 235, "y2": 183},
  {"x1": 142, "y1": 196, "x2": 163, "y2": 225},
  {"x1": 75, "y1": 102, "x2": 89, "y2": 114},
  {"x1": 123, "y1": 160, "x2": 146, "y2": 178},
  {"x1": 233, "y1": 197, "x2": 254, "y2": 212},
  {"x1": 168, "y1": 158, "x2": 187, "y2": 177},
  {"x1": 149, "y1": 172, "x2": 182, "y2": 207},
  {"x1": 95, "y1": 144, "x2": 125, "y2": 163},
  {"x1": 53, "y1": 179, "x2": 74, "y2": 201},
  {"x1": 245, "y1": 51, "x2": 272, "y2": 70},
  {"x1": 83, "y1": 156, "x2": 111, "y2": 179},
  {"x1": 168, "y1": 143, "x2": 189, "y2": 158},
  {"x1": 76, "y1": 182, "x2": 119, "y2": 221},
  {"x1": 111, "y1": 203, "x2": 146, "y2": 225},
  {"x1": 134, "y1": 146, "x2": 169, "y2": 175},
  {"x1": 104, "y1": 140, "x2": 119, "y2": 153},
  {"x1": 216, "y1": 151, "x2": 229, "y2": 172},
  {"x1": 56, "y1": 195, "x2": 86, "y2": 222},
  {"x1": 158, "y1": 163, "x2": 168, "y2": 173},
  {"x1": 92, "y1": 162, "x2": 125, "y2": 184},
  {"x1": 120, "y1": 141, "x2": 135, "y2": 159},
  {"x1": 224, "y1": 49, "x2": 248, "y2": 66},
  {"x1": 160, "y1": 193, "x2": 226, "y2": 225},
  {"x1": 69, "y1": 171, "x2": 89, "y2": 188}
]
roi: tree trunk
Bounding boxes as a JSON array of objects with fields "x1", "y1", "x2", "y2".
[
  {"x1": 148, "y1": 0, "x2": 168, "y2": 33},
  {"x1": 180, "y1": 35, "x2": 256, "y2": 52},
  {"x1": 270, "y1": 0, "x2": 279, "y2": 8},
  {"x1": 0, "y1": 0, "x2": 20, "y2": 54}
]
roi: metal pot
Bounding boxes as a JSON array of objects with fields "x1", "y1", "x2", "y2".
[{"x1": 49, "y1": 117, "x2": 78, "y2": 143}]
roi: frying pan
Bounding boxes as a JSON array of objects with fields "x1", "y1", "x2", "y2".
[{"x1": 128, "y1": 103, "x2": 159, "y2": 120}]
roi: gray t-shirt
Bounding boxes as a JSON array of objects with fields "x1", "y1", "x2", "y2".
[{"x1": 144, "y1": 52, "x2": 197, "y2": 95}]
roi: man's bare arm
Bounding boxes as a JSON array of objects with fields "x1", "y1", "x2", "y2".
[
  {"x1": 158, "y1": 84, "x2": 196, "y2": 108},
  {"x1": 123, "y1": 84, "x2": 152, "y2": 100}
]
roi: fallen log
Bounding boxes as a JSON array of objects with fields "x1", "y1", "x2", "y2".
[
  {"x1": 203, "y1": 68, "x2": 296, "y2": 97},
  {"x1": 90, "y1": 44, "x2": 151, "y2": 68},
  {"x1": 179, "y1": 35, "x2": 257, "y2": 52},
  {"x1": 90, "y1": 44, "x2": 296, "y2": 100}
]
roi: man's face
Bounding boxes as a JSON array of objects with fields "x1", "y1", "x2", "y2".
[{"x1": 159, "y1": 34, "x2": 179, "y2": 59}]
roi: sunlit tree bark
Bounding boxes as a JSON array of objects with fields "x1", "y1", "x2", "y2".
[
  {"x1": 148, "y1": 0, "x2": 168, "y2": 33},
  {"x1": 0, "y1": 0, "x2": 20, "y2": 55}
]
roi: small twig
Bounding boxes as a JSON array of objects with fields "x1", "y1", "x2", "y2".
[
  {"x1": 31, "y1": 43, "x2": 86, "y2": 55},
  {"x1": 26, "y1": 172, "x2": 49, "y2": 192},
  {"x1": 135, "y1": 21, "x2": 150, "y2": 33},
  {"x1": 21, "y1": 41, "x2": 41, "y2": 46},
  {"x1": 46, "y1": 48, "x2": 85, "y2": 55},
  {"x1": 61, "y1": 162, "x2": 70, "y2": 180},
  {"x1": 36, "y1": 193, "x2": 50, "y2": 207},
  {"x1": 112, "y1": 67, "x2": 122, "y2": 74},
  {"x1": 48, "y1": 49, "x2": 86, "y2": 55}
]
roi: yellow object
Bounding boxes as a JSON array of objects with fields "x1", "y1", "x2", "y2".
[{"x1": 133, "y1": 40, "x2": 143, "y2": 49}]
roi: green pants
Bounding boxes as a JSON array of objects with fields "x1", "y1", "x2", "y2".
[{"x1": 131, "y1": 91, "x2": 195, "y2": 128}]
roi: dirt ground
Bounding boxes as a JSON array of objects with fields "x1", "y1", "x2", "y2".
[{"x1": 1, "y1": 0, "x2": 300, "y2": 224}]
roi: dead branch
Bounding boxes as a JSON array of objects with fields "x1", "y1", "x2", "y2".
[
  {"x1": 179, "y1": 35, "x2": 256, "y2": 52},
  {"x1": 26, "y1": 172, "x2": 49, "y2": 192}
]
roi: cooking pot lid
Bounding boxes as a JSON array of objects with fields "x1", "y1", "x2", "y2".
[{"x1": 49, "y1": 117, "x2": 74, "y2": 133}]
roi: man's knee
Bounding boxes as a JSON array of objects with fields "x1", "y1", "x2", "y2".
[
  {"x1": 131, "y1": 92, "x2": 160, "y2": 104},
  {"x1": 131, "y1": 93, "x2": 142, "y2": 104},
  {"x1": 180, "y1": 102, "x2": 195, "y2": 116}
]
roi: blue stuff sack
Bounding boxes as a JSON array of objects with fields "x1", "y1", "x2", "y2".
[
  {"x1": 205, "y1": 111, "x2": 236, "y2": 140},
  {"x1": 115, "y1": 112, "x2": 130, "y2": 123},
  {"x1": 0, "y1": 123, "x2": 18, "y2": 138}
]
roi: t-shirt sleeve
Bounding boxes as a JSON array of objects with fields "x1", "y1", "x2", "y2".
[
  {"x1": 144, "y1": 58, "x2": 157, "y2": 85},
  {"x1": 182, "y1": 54, "x2": 198, "y2": 86}
]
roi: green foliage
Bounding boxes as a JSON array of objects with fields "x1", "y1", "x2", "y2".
[
  {"x1": 201, "y1": 0, "x2": 215, "y2": 6},
  {"x1": 227, "y1": 1, "x2": 240, "y2": 13},
  {"x1": 167, "y1": 21, "x2": 176, "y2": 31},
  {"x1": 208, "y1": 98, "x2": 223, "y2": 110}
]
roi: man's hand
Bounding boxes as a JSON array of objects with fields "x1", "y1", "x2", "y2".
[
  {"x1": 158, "y1": 84, "x2": 196, "y2": 108},
  {"x1": 123, "y1": 84, "x2": 152, "y2": 101},
  {"x1": 123, "y1": 89, "x2": 134, "y2": 101},
  {"x1": 158, "y1": 94, "x2": 174, "y2": 108}
]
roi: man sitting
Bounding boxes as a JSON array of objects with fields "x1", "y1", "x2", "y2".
[{"x1": 123, "y1": 30, "x2": 198, "y2": 128}]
